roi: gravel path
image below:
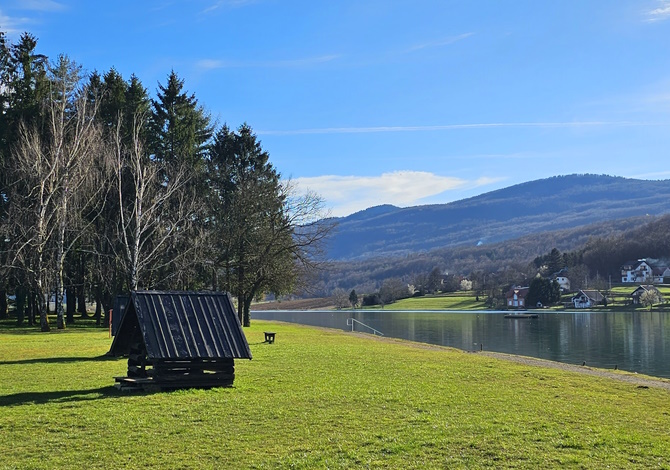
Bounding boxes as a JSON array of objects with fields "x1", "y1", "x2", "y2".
[{"x1": 480, "y1": 351, "x2": 670, "y2": 391}]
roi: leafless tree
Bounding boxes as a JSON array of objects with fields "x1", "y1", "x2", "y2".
[
  {"x1": 7, "y1": 55, "x2": 105, "y2": 330},
  {"x1": 238, "y1": 182, "x2": 333, "y2": 326},
  {"x1": 331, "y1": 288, "x2": 349, "y2": 309},
  {"x1": 640, "y1": 289, "x2": 661, "y2": 311},
  {"x1": 113, "y1": 112, "x2": 202, "y2": 290},
  {"x1": 379, "y1": 277, "x2": 409, "y2": 306},
  {"x1": 8, "y1": 121, "x2": 57, "y2": 331},
  {"x1": 50, "y1": 57, "x2": 105, "y2": 329}
]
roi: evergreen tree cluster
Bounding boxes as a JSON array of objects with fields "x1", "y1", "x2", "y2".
[
  {"x1": 0, "y1": 30, "x2": 331, "y2": 329},
  {"x1": 526, "y1": 277, "x2": 561, "y2": 307}
]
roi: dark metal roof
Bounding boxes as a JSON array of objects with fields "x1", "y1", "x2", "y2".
[
  {"x1": 630, "y1": 285, "x2": 662, "y2": 297},
  {"x1": 572, "y1": 290, "x2": 604, "y2": 302},
  {"x1": 109, "y1": 291, "x2": 252, "y2": 360}
]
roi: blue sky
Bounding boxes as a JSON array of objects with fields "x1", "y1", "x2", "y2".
[{"x1": 2, "y1": 0, "x2": 670, "y2": 216}]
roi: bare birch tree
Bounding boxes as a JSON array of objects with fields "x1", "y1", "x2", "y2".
[
  {"x1": 9, "y1": 121, "x2": 58, "y2": 331},
  {"x1": 113, "y1": 112, "x2": 202, "y2": 290},
  {"x1": 8, "y1": 55, "x2": 104, "y2": 330},
  {"x1": 49, "y1": 56, "x2": 104, "y2": 329}
]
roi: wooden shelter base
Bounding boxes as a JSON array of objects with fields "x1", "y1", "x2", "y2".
[{"x1": 114, "y1": 373, "x2": 235, "y2": 392}]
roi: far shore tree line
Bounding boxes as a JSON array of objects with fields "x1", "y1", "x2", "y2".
[{"x1": 0, "y1": 30, "x2": 331, "y2": 330}]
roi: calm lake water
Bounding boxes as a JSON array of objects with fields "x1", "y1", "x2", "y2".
[{"x1": 252, "y1": 309, "x2": 670, "y2": 379}]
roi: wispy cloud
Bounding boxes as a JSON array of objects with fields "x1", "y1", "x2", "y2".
[
  {"x1": 196, "y1": 54, "x2": 341, "y2": 70},
  {"x1": 404, "y1": 32, "x2": 474, "y2": 53},
  {"x1": 19, "y1": 0, "x2": 66, "y2": 11},
  {"x1": 202, "y1": 0, "x2": 259, "y2": 14},
  {"x1": 646, "y1": 0, "x2": 670, "y2": 22},
  {"x1": 258, "y1": 121, "x2": 663, "y2": 136},
  {"x1": 148, "y1": 2, "x2": 177, "y2": 12},
  {"x1": 0, "y1": 9, "x2": 28, "y2": 34},
  {"x1": 0, "y1": 1, "x2": 65, "y2": 36},
  {"x1": 294, "y1": 171, "x2": 501, "y2": 217}
]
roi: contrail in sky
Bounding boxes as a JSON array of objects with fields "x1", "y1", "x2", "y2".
[{"x1": 257, "y1": 121, "x2": 666, "y2": 136}]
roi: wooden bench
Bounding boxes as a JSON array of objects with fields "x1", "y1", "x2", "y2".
[{"x1": 264, "y1": 332, "x2": 276, "y2": 344}]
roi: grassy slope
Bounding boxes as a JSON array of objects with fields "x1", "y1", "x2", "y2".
[
  {"x1": 2, "y1": 322, "x2": 670, "y2": 469},
  {"x1": 375, "y1": 293, "x2": 486, "y2": 311}
]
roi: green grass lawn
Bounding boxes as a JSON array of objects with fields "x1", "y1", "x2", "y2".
[
  {"x1": 2, "y1": 321, "x2": 670, "y2": 468},
  {"x1": 368, "y1": 293, "x2": 486, "y2": 311},
  {"x1": 611, "y1": 285, "x2": 670, "y2": 297}
]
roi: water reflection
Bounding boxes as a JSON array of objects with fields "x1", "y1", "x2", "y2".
[{"x1": 252, "y1": 310, "x2": 670, "y2": 378}]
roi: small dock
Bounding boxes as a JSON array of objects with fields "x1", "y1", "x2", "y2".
[{"x1": 504, "y1": 313, "x2": 539, "y2": 319}]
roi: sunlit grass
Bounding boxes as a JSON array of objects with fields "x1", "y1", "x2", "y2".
[
  {"x1": 610, "y1": 285, "x2": 670, "y2": 295},
  {"x1": 386, "y1": 293, "x2": 485, "y2": 310},
  {"x1": 2, "y1": 321, "x2": 670, "y2": 468}
]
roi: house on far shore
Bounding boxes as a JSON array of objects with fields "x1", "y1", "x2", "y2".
[
  {"x1": 572, "y1": 290, "x2": 605, "y2": 309},
  {"x1": 621, "y1": 259, "x2": 670, "y2": 284},
  {"x1": 630, "y1": 285, "x2": 664, "y2": 305},
  {"x1": 506, "y1": 286, "x2": 529, "y2": 308},
  {"x1": 654, "y1": 267, "x2": 670, "y2": 284},
  {"x1": 551, "y1": 269, "x2": 571, "y2": 292}
]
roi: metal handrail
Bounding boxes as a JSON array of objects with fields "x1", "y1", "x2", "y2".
[{"x1": 346, "y1": 317, "x2": 384, "y2": 336}]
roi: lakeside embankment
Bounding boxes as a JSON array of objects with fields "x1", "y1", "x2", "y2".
[{"x1": 1, "y1": 321, "x2": 670, "y2": 468}]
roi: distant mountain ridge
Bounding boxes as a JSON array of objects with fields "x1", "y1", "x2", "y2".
[{"x1": 325, "y1": 174, "x2": 670, "y2": 260}]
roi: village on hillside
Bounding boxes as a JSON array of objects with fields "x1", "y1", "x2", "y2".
[
  {"x1": 297, "y1": 257, "x2": 670, "y2": 313},
  {"x1": 257, "y1": 257, "x2": 670, "y2": 312},
  {"x1": 496, "y1": 258, "x2": 667, "y2": 311}
]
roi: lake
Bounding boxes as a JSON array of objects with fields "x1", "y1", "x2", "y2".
[{"x1": 252, "y1": 309, "x2": 670, "y2": 379}]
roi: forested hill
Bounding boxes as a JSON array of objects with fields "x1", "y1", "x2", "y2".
[{"x1": 325, "y1": 174, "x2": 670, "y2": 260}]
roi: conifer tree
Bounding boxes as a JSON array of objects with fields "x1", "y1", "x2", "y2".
[
  {"x1": 149, "y1": 71, "x2": 212, "y2": 170},
  {"x1": 547, "y1": 248, "x2": 564, "y2": 275},
  {"x1": 146, "y1": 72, "x2": 212, "y2": 288},
  {"x1": 6, "y1": 33, "x2": 48, "y2": 129},
  {"x1": 349, "y1": 289, "x2": 358, "y2": 308}
]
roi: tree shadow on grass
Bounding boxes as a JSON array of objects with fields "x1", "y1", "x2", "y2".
[
  {"x1": 0, "y1": 320, "x2": 106, "y2": 334},
  {"x1": 0, "y1": 386, "x2": 124, "y2": 407},
  {"x1": 0, "y1": 355, "x2": 121, "y2": 366}
]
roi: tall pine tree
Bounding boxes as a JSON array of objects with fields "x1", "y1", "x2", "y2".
[
  {"x1": 147, "y1": 71, "x2": 212, "y2": 288},
  {"x1": 149, "y1": 71, "x2": 212, "y2": 170}
]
